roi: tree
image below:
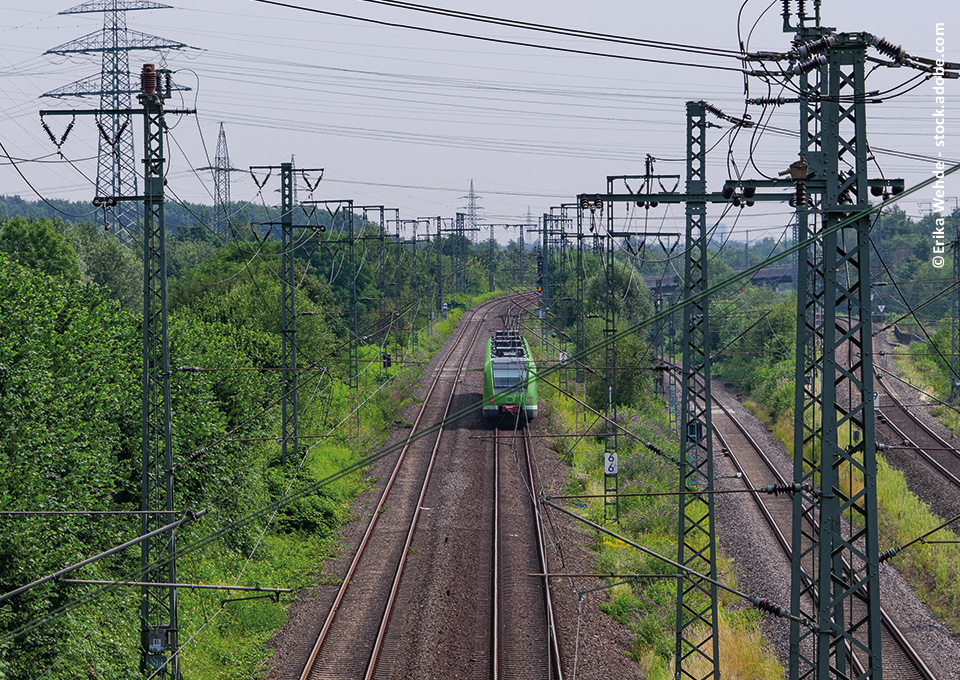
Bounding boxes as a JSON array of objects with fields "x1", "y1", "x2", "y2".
[
  {"x1": 0, "y1": 216, "x2": 81, "y2": 280},
  {"x1": 585, "y1": 257, "x2": 653, "y2": 326},
  {"x1": 83, "y1": 234, "x2": 141, "y2": 309}
]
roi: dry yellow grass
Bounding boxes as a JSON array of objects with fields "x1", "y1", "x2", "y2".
[{"x1": 666, "y1": 613, "x2": 784, "y2": 680}]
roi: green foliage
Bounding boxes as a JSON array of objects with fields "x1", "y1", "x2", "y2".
[
  {"x1": 0, "y1": 216, "x2": 81, "y2": 281},
  {"x1": 0, "y1": 253, "x2": 139, "y2": 678},
  {"x1": 712, "y1": 287, "x2": 796, "y2": 423},
  {"x1": 538, "y1": 329, "x2": 780, "y2": 677},
  {"x1": 50, "y1": 219, "x2": 141, "y2": 310},
  {"x1": 585, "y1": 257, "x2": 653, "y2": 327}
]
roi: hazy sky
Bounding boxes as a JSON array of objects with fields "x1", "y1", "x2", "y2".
[{"x1": 0, "y1": 1, "x2": 956, "y2": 244}]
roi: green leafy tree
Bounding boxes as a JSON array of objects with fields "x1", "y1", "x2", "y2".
[
  {"x1": 0, "y1": 216, "x2": 81, "y2": 281},
  {"x1": 586, "y1": 257, "x2": 654, "y2": 327}
]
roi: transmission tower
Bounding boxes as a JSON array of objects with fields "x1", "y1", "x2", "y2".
[
  {"x1": 196, "y1": 123, "x2": 242, "y2": 236},
  {"x1": 466, "y1": 179, "x2": 481, "y2": 232},
  {"x1": 43, "y1": 1, "x2": 187, "y2": 240}
]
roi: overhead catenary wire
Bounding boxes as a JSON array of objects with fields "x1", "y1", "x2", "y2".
[
  {"x1": 2, "y1": 165, "x2": 955, "y2": 644},
  {"x1": 250, "y1": 0, "x2": 750, "y2": 74}
]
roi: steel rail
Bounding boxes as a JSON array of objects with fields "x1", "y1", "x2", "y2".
[
  {"x1": 877, "y1": 378, "x2": 960, "y2": 490},
  {"x1": 493, "y1": 428, "x2": 502, "y2": 680},
  {"x1": 362, "y1": 297, "x2": 486, "y2": 680},
  {"x1": 297, "y1": 295, "x2": 503, "y2": 680},
  {"x1": 710, "y1": 394, "x2": 935, "y2": 680},
  {"x1": 523, "y1": 426, "x2": 565, "y2": 680}
]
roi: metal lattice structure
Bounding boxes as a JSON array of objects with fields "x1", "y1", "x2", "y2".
[
  {"x1": 41, "y1": 62, "x2": 192, "y2": 680},
  {"x1": 435, "y1": 216, "x2": 444, "y2": 318},
  {"x1": 488, "y1": 224, "x2": 496, "y2": 292},
  {"x1": 454, "y1": 212, "x2": 467, "y2": 293},
  {"x1": 789, "y1": 33, "x2": 883, "y2": 680},
  {"x1": 540, "y1": 214, "x2": 550, "y2": 352},
  {"x1": 213, "y1": 124, "x2": 233, "y2": 235},
  {"x1": 466, "y1": 179, "x2": 480, "y2": 233},
  {"x1": 137, "y1": 67, "x2": 178, "y2": 678},
  {"x1": 279, "y1": 163, "x2": 300, "y2": 464},
  {"x1": 601, "y1": 210, "x2": 619, "y2": 523},
  {"x1": 43, "y1": 1, "x2": 186, "y2": 240},
  {"x1": 674, "y1": 101, "x2": 719, "y2": 680},
  {"x1": 196, "y1": 123, "x2": 241, "y2": 236},
  {"x1": 346, "y1": 208, "x2": 359, "y2": 439}
]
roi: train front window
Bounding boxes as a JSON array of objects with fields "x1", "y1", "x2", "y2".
[{"x1": 493, "y1": 366, "x2": 526, "y2": 392}]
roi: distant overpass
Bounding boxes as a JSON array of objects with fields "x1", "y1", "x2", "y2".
[{"x1": 643, "y1": 265, "x2": 794, "y2": 294}]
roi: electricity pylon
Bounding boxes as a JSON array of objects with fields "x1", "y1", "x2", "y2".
[
  {"x1": 43, "y1": 0, "x2": 187, "y2": 240},
  {"x1": 197, "y1": 123, "x2": 242, "y2": 236},
  {"x1": 42, "y1": 61, "x2": 196, "y2": 679}
]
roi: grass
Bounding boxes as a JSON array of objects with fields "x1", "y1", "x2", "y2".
[
  {"x1": 539, "y1": 373, "x2": 783, "y2": 679},
  {"x1": 755, "y1": 387, "x2": 960, "y2": 634},
  {"x1": 175, "y1": 294, "x2": 493, "y2": 680}
]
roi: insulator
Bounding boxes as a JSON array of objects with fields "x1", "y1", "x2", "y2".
[
  {"x1": 760, "y1": 483, "x2": 801, "y2": 496},
  {"x1": 580, "y1": 198, "x2": 590, "y2": 209},
  {"x1": 795, "y1": 179, "x2": 806, "y2": 208},
  {"x1": 141, "y1": 63, "x2": 157, "y2": 95},
  {"x1": 746, "y1": 200, "x2": 756, "y2": 208},
  {"x1": 751, "y1": 597, "x2": 789, "y2": 618},
  {"x1": 733, "y1": 195, "x2": 742, "y2": 207},
  {"x1": 164, "y1": 72, "x2": 173, "y2": 100},
  {"x1": 722, "y1": 186, "x2": 735, "y2": 200},
  {"x1": 643, "y1": 441, "x2": 664, "y2": 456},
  {"x1": 61, "y1": 119, "x2": 75, "y2": 145},
  {"x1": 743, "y1": 186, "x2": 756, "y2": 198},
  {"x1": 873, "y1": 36, "x2": 905, "y2": 62},
  {"x1": 650, "y1": 200, "x2": 659, "y2": 208},
  {"x1": 797, "y1": 0, "x2": 806, "y2": 16},
  {"x1": 781, "y1": 0, "x2": 790, "y2": 17},
  {"x1": 879, "y1": 546, "x2": 902, "y2": 562},
  {"x1": 795, "y1": 35, "x2": 835, "y2": 59},
  {"x1": 41, "y1": 120, "x2": 58, "y2": 146},
  {"x1": 705, "y1": 103, "x2": 724, "y2": 119},
  {"x1": 871, "y1": 185, "x2": 884, "y2": 197},
  {"x1": 750, "y1": 96, "x2": 789, "y2": 106},
  {"x1": 790, "y1": 55, "x2": 827, "y2": 76}
]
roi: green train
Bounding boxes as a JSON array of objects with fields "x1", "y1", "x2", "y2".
[{"x1": 482, "y1": 330, "x2": 538, "y2": 420}]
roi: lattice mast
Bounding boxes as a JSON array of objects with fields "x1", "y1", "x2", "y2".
[
  {"x1": 675, "y1": 100, "x2": 720, "y2": 680},
  {"x1": 602, "y1": 206, "x2": 619, "y2": 523},
  {"x1": 43, "y1": 1, "x2": 186, "y2": 240},
  {"x1": 213, "y1": 124, "x2": 233, "y2": 235},
  {"x1": 788, "y1": 28, "x2": 884, "y2": 680},
  {"x1": 137, "y1": 63, "x2": 179, "y2": 679},
  {"x1": 466, "y1": 179, "x2": 479, "y2": 232},
  {"x1": 279, "y1": 163, "x2": 300, "y2": 464}
]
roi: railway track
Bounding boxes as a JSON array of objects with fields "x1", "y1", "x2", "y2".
[
  {"x1": 493, "y1": 424, "x2": 563, "y2": 680},
  {"x1": 297, "y1": 297, "x2": 499, "y2": 680},
  {"x1": 710, "y1": 393, "x2": 936, "y2": 679},
  {"x1": 875, "y1": 376, "x2": 960, "y2": 492}
]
